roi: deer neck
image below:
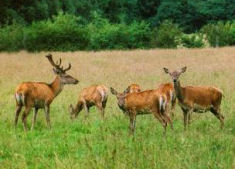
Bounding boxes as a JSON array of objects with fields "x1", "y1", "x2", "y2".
[
  {"x1": 118, "y1": 96, "x2": 126, "y2": 112},
  {"x1": 50, "y1": 76, "x2": 64, "y2": 98},
  {"x1": 173, "y1": 80, "x2": 184, "y2": 102}
]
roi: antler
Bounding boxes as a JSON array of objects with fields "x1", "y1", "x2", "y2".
[
  {"x1": 63, "y1": 63, "x2": 71, "y2": 72},
  {"x1": 45, "y1": 54, "x2": 71, "y2": 73}
]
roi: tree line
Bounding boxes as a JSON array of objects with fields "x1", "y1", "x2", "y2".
[{"x1": 0, "y1": 0, "x2": 234, "y2": 51}]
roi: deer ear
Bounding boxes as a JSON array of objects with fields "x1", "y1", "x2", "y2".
[
  {"x1": 180, "y1": 66, "x2": 187, "y2": 73},
  {"x1": 110, "y1": 87, "x2": 118, "y2": 95},
  {"x1": 123, "y1": 86, "x2": 130, "y2": 94},
  {"x1": 163, "y1": 67, "x2": 169, "y2": 74},
  {"x1": 53, "y1": 68, "x2": 58, "y2": 74},
  {"x1": 53, "y1": 68, "x2": 62, "y2": 75}
]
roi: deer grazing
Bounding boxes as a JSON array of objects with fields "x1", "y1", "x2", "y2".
[
  {"x1": 157, "y1": 83, "x2": 176, "y2": 117},
  {"x1": 69, "y1": 85, "x2": 108, "y2": 119},
  {"x1": 110, "y1": 87, "x2": 173, "y2": 135},
  {"x1": 124, "y1": 84, "x2": 141, "y2": 93},
  {"x1": 14, "y1": 54, "x2": 79, "y2": 131},
  {"x1": 163, "y1": 66, "x2": 224, "y2": 129}
]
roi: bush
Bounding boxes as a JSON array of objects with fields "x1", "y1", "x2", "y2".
[
  {"x1": 151, "y1": 20, "x2": 182, "y2": 48},
  {"x1": 180, "y1": 33, "x2": 206, "y2": 48},
  {"x1": 24, "y1": 12, "x2": 89, "y2": 51},
  {"x1": 201, "y1": 21, "x2": 235, "y2": 47},
  {"x1": 125, "y1": 21, "x2": 152, "y2": 49},
  {"x1": 0, "y1": 23, "x2": 24, "y2": 51},
  {"x1": 87, "y1": 19, "x2": 126, "y2": 50},
  {"x1": 88, "y1": 13, "x2": 152, "y2": 50}
]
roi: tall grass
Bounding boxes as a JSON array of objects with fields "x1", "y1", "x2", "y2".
[{"x1": 0, "y1": 48, "x2": 234, "y2": 168}]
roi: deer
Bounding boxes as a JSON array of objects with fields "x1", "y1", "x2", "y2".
[
  {"x1": 14, "y1": 54, "x2": 79, "y2": 131},
  {"x1": 157, "y1": 82, "x2": 176, "y2": 117},
  {"x1": 124, "y1": 84, "x2": 141, "y2": 93},
  {"x1": 163, "y1": 66, "x2": 224, "y2": 130},
  {"x1": 110, "y1": 87, "x2": 173, "y2": 135},
  {"x1": 69, "y1": 85, "x2": 108, "y2": 119}
]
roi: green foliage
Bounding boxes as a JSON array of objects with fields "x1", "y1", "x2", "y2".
[
  {"x1": 24, "y1": 13, "x2": 89, "y2": 51},
  {"x1": 137, "y1": 0, "x2": 160, "y2": 19},
  {"x1": 88, "y1": 14, "x2": 152, "y2": 50},
  {"x1": 0, "y1": 23, "x2": 24, "y2": 51},
  {"x1": 201, "y1": 21, "x2": 235, "y2": 47},
  {"x1": 151, "y1": 0, "x2": 234, "y2": 33},
  {"x1": 0, "y1": 12, "x2": 234, "y2": 51},
  {"x1": 1, "y1": 0, "x2": 234, "y2": 33},
  {"x1": 180, "y1": 33, "x2": 206, "y2": 48},
  {"x1": 151, "y1": 20, "x2": 182, "y2": 48},
  {"x1": 0, "y1": 0, "x2": 234, "y2": 51}
]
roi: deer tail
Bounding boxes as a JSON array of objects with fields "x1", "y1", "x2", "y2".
[
  {"x1": 15, "y1": 92, "x2": 26, "y2": 105},
  {"x1": 159, "y1": 95, "x2": 167, "y2": 115}
]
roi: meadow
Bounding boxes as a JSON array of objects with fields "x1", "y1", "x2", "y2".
[{"x1": 0, "y1": 48, "x2": 234, "y2": 169}]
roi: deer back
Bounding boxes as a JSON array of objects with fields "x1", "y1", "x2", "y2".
[
  {"x1": 124, "y1": 90, "x2": 166, "y2": 113},
  {"x1": 181, "y1": 86, "x2": 223, "y2": 108},
  {"x1": 126, "y1": 84, "x2": 141, "y2": 93},
  {"x1": 79, "y1": 85, "x2": 108, "y2": 104}
]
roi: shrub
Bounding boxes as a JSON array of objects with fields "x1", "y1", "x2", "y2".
[
  {"x1": 24, "y1": 12, "x2": 89, "y2": 51},
  {"x1": 201, "y1": 21, "x2": 235, "y2": 47},
  {"x1": 125, "y1": 21, "x2": 152, "y2": 49},
  {"x1": 88, "y1": 20, "x2": 126, "y2": 50},
  {"x1": 180, "y1": 33, "x2": 206, "y2": 48},
  {"x1": 151, "y1": 20, "x2": 182, "y2": 48},
  {"x1": 88, "y1": 13, "x2": 152, "y2": 50},
  {"x1": 0, "y1": 23, "x2": 24, "y2": 51}
]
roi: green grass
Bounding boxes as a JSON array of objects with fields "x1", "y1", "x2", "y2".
[{"x1": 0, "y1": 96, "x2": 234, "y2": 169}]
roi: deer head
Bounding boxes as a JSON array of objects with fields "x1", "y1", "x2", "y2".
[
  {"x1": 110, "y1": 87, "x2": 129, "y2": 112},
  {"x1": 46, "y1": 54, "x2": 79, "y2": 85},
  {"x1": 163, "y1": 67, "x2": 187, "y2": 83}
]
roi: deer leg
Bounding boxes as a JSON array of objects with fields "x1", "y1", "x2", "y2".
[
  {"x1": 22, "y1": 106, "x2": 32, "y2": 131},
  {"x1": 153, "y1": 112, "x2": 167, "y2": 136},
  {"x1": 187, "y1": 109, "x2": 193, "y2": 128},
  {"x1": 44, "y1": 105, "x2": 51, "y2": 129},
  {"x1": 31, "y1": 108, "x2": 38, "y2": 130},
  {"x1": 96, "y1": 102, "x2": 105, "y2": 119},
  {"x1": 181, "y1": 108, "x2": 188, "y2": 130},
  {"x1": 83, "y1": 101, "x2": 90, "y2": 119},
  {"x1": 170, "y1": 96, "x2": 176, "y2": 118},
  {"x1": 164, "y1": 104, "x2": 174, "y2": 130},
  {"x1": 129, "y1": 114, "x2": 136, "y2": 135},
  {"x1": 164, "y1": 113, "x2": 174, "y2": 131},
  {"x1": 101, "y1": 100, "x2": 107, "y2": 119},
  {"x1": 14, "y1": 105, "x2": 22, "y2": 128},
  {"x1": 210, "y1": 107, "x2": 224, "y2": 129}
]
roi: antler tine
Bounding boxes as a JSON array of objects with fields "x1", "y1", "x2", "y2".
[
  {"x1": 56, "y1": 58, "x2": 62, "y2": 67},
  {"x1": 45, "y1": 54, "x2": 57, "y2": 67},
  {"x1": 63, "y1": 63, "x2": 71, "y2": 72},
  {"x1": 45, "y1": 54, "x2": 64, "y2": 69}
]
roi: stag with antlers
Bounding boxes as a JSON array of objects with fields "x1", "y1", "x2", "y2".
[{"x1": 14, "y1": 54, "x2": 79, "y2": 131}]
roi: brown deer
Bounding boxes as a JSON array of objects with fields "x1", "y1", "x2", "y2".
[
  {"x1": 163, "y1": 66, "x2": 224, "y2": 130},
  {"x1": 69, "y1": 85, "x2": 108, "y2": 119},
  {"x1": 157, "y1": 83, "x2": 176, "y2": 117},
  {"x1": 110, "y1": 87, "x2": 173, "y2": 135},
  {"x1": 14, "y1": 54, "x2": 79, "y2": 131},
  {"x1": 124, "y1": 84, "x2": 141, "y2": 93}
]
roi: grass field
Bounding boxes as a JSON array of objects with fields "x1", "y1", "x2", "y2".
[{"x1": 0, "y1": 48, "x2": 234, "y2": 169}]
